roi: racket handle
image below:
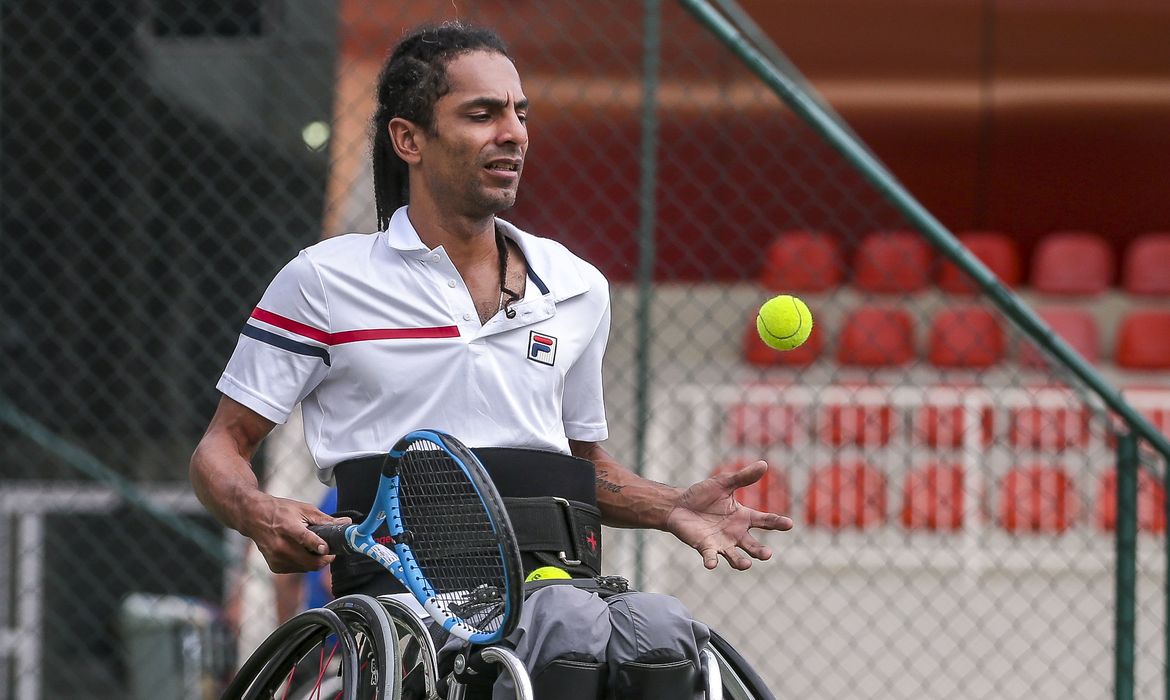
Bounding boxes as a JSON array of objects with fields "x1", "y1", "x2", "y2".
[{"x1": 308, "y1": 524, "x2": 351, "y2": 555}]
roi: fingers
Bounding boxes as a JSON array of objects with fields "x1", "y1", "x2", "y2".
[
  {"x1": 271, "y1": 527, "x2": 335, "y2": 572},
  {"x1": 264, "y1": 529, "x2": 334, "y2": 573},
  {"x1": 269, "y1": 553, "x2": 334, "y2": 574},
  {"x1": 303, "y1": 507, "x2": 351, "y2": 527},
  {"x1": 749, "y1": 510, "x2": 794, "y2": 531},
  {"x1": 738, "y1": 532, "x2": 772, "y2": 561},
  {"x1": 300, "y1": 507, "x2": 352, "y2": 556},
  {"x1": 296, "y1": 524, "x2": 327, "y2": 555},
  {"x1": 314, "y1": 514, "x2": 352, "y2": 528},
  {"x1": 699, "y1": 545, "x2": 719, "y2": 570},
  {"x1": 720, "y1": 546, "x2": 753, "y2": 570},
  {"x1": 699, "y1": 543, "x2": 763, "y2": 570},
  {"x1": 717, "y1": 461, "x2": 768, "y2": 490},
  {"x1": 251, "y1": 499, "x2": 345, "y2": 573}
]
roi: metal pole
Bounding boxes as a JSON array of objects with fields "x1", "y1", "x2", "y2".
[
  {"x1": 1115, "y1": 433, "x2": 1138, "y2": 700},
  {"x1": 0, "y1": 398, "x2": 227, "y2": 563},
  {"x1": 632, "y1": 0, "x2": 662, "y2": 591}
]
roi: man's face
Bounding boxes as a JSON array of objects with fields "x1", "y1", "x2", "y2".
[{"x1": 418, "y1": 51, "x2": 528, "y2": 217}]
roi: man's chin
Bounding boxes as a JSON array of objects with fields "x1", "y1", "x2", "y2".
[{"x1": 477, "y1": 189, "x2": 519, "y2": 214}]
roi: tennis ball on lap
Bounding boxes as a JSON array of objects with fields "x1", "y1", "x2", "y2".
[
  {"x1": 756, "y1": 294, "x2": 813, "y2": 350},
  {"x1": 524, "y1": 566, "x2": 572, "y2": 582}
]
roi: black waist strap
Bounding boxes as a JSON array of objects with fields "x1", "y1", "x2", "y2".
[
  {"x1": 331, "y1": 447, "x2": 602, "y2": 592},
  {"x1": 502, "y1": 496, "x2": 601, "y2": 573},
  {"x1": 334, "y1": 447, "x2": 597, "y2": 512}
]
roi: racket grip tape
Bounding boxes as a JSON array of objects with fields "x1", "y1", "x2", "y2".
[{"x1": 308, "y1": 524, "x2": 351, "y2": 555}]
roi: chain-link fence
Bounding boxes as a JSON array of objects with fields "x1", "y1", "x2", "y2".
[{"x1": 3, "y1": 1, "x2": 1169, "y2": 698}]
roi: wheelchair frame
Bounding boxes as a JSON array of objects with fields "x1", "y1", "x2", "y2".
[{"x1": 223, "y1": 593, "x2": 773, "y2": 699}]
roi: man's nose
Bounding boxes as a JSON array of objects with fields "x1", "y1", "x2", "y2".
[{"x1": 497, "y1": 111, "x2": 527, "y2": 147}]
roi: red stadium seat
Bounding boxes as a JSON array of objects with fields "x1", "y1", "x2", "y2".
[
  {"x1": 805, "y1": 461, "x2": 887, "y2": 529},
  {"x1": 723, "y1": 402, "x2": 808, "y2": 447},
  {"x1": 836, "y1": 306, "x2": 916, "y2": 367},
  {"x1": 1030, "y1": 231, "x2": 1114, "y2": 295},
  {"x1": 853, "y1": 231, "x2": 933, "y2": 293},
  {"x1": 1018, "y1": 307, "x2": 1099, "y2": 369},
  {"x1": 901, "y1": 463, "x2": 965, "y2": 531},
  {"x1": 937, "y1": 231, "x2": 1022, "y2": 295},
  {"x1": 913, "y1": 402, "x2": 994, "y2": 449},
  {"x1": 1121, "y1": 232, "x2": 1170, "y2": 296},
  {"x1": 1115, "y1": 310, "x2": 1170, "y2": 370},
  {"x1": 759, "y1": 230, "x2": 844, "y2": 293},
  {"x1": 743, "y1": 313, "x2": 822, "y2": 367},
  {"x1": 711, "y1": 461, "x2": 791, "y2": 515},
  {"x1": 928, "y1": 306, "x2": 1004, "y2": 368},
  {"x1": 1008, "y1": 405, "x2": 1091, "y2": 450},
  {"x1": 816, "y1": 401, "x2": 895, "y2": 447},
  {"x1": 1097, "y1": 468, "x2": 1166, "y2": 533},
  {"x1": 998, "y1": 465, "x2": 1080, "y2": 533}
]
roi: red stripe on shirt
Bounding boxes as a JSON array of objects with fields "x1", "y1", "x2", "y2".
[
  {"x1": 329, "y1": 327, "x2": 460, "y2": 344},
  {"x1": 250, "y1": 308, "x2": 459, "y2": 346}
]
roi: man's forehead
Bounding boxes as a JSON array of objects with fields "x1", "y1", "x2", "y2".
[{"x1": 444, "y1": 51, "x2": 525, "y2": 102}]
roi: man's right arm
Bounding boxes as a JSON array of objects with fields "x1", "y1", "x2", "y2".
[{"x1": 190, "y1": 396, "x2": 346, "y2": 573}]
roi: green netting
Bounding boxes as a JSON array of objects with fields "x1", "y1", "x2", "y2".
[{"x1": 2, "y1": 2, "x2": 1167, "y2": 698}]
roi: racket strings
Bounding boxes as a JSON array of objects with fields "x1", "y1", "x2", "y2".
[{"x1": 399, "y1": 442, "x2": 510, "y2": 632}]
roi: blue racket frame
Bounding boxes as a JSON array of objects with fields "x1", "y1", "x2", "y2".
[{"x1": 339, "y1": 429, "x2": 516, "y2": 645}]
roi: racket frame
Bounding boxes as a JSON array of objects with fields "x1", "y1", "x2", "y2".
[{"x1": 341, "y1": 429, "x2": 521, "y2": 644}]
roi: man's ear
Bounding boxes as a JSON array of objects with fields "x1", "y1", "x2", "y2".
[{"x1": 388, "y1": 117, "x2": 423, "y2": 165}]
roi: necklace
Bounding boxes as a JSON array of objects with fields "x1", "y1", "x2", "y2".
[{"x1": 495, "y1": 226, "x2": 520, "y2": 319}]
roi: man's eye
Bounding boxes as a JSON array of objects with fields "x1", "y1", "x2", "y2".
[
  {"x1": 517, "y1": 113, "x2": 528, "y2": 124},
  {"x1": 469, "y1": 113, "x2": 490, "y2": 122}
]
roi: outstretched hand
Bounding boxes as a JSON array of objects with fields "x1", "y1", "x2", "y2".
[
  {"x1": 664, "y1": 461, "x2": 793, "y2": 571},
  {"x1": 244, "y1": 496, "x2": 352, "y2": 574}
]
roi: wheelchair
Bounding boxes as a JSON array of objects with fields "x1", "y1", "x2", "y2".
[{"x1": 222, "y1": 592, "x2": 774, "y2": 699}]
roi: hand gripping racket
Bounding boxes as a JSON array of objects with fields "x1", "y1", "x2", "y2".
[{"x1": 310, "y1": 430, "x2": 523, "y2": 644}]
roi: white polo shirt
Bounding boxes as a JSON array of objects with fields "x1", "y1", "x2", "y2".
[{"x1": 217, "y1": 206, "x2": 610, "y2": 483}]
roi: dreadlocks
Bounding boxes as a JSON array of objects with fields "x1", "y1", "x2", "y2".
[{"x1": 371, "y1": 23, "x2": 511, "y2": 231}]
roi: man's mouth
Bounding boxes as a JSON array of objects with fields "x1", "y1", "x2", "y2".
[{"x1": 485, "y1": 160, "x2": 521, "y2": 173}]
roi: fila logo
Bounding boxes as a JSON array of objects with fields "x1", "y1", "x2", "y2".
[{"x1": 528, "y1": 331, "x2": 557, "y2": 366}]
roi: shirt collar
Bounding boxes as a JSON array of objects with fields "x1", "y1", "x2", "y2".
[
  {"x1": 384, "y1": 206, "x2": 590, "y2": 302},
  {"x1": 384, "y1": 206, "x2": 429, "y2": 254}
]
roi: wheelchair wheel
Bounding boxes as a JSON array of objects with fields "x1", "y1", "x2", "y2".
[
  {"x1": 709, "y1": 629, "x2": 776, "y2": 700},
  {"x1": 224, "y1": 597, "x2": 400, "y2": 700},
  {"x1": 377, "y1": 596, "x2": 441, "y2": 699},
  {"x1": 326, "y1": 595, "x2": 402, "y2": 699},
  {"x1": 224, "y1": 608, "x2": 360, "y2": 699}
]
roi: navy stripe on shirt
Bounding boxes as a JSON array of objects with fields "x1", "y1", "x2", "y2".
[
  {"x1": 527, "y1": 268, "x2": 550, "y2": 295},
  {"x1": 241, "y1": 323, "x2": 332, "y2": 367}
]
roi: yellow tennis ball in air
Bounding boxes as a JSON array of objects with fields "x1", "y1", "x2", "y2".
[
  {"x1": 756, "y1": 294, "x2": 813, "y2": 350},
  {"x1": 524, "y1": 566, "x2": 572, "y2": 583}
]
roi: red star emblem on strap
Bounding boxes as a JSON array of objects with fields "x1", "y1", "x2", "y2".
[{"x1": 585, "y1": 530, "x2": 598, "y2": 551}]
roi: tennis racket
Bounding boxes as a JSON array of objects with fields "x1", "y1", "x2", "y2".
[{"x1": 310, "y1": 429, "x2": 523, "y2": 645}]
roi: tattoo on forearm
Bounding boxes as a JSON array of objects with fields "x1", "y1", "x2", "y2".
[{"x1": 596, "y1": 469, "x2": 624, "y2": 493}]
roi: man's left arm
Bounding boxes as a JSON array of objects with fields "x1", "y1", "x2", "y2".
[{"x1": 569, "y1": 440, "x2": 794, "y2": 571}]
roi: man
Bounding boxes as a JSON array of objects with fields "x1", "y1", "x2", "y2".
[{"x1": 191, "y1": 22, "x2": 792, "y2": 698}]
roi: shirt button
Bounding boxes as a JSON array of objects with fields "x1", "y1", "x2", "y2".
[
  {"x1": 431, "y1": 254, "x2": 440, "y2": 262},
  {"x1": 447, "y1": 279, "x2": 457, "y2": 288},
  {"x1": 463, "y1": 312, "x2": 472, "y2": 321}
]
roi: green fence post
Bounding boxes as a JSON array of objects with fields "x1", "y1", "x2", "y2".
[
  {"x1": 632, "y1": 0, "x2": 661, "y2": 591},
  {"x1": 1115, "y1": 432, "x2": 1137, "y2": 700}
]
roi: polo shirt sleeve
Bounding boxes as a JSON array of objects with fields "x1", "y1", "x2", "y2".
[
  {"x1": 561, "y1": 292, "x2": 610, "y2": 442},
  {"x1": 216, "y1": 250, "x2": 331, "y2": 424}
]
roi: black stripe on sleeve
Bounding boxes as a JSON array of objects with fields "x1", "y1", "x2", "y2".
[{"x1": 240, "y1": 323, "x2": 332, "y2": 367}]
